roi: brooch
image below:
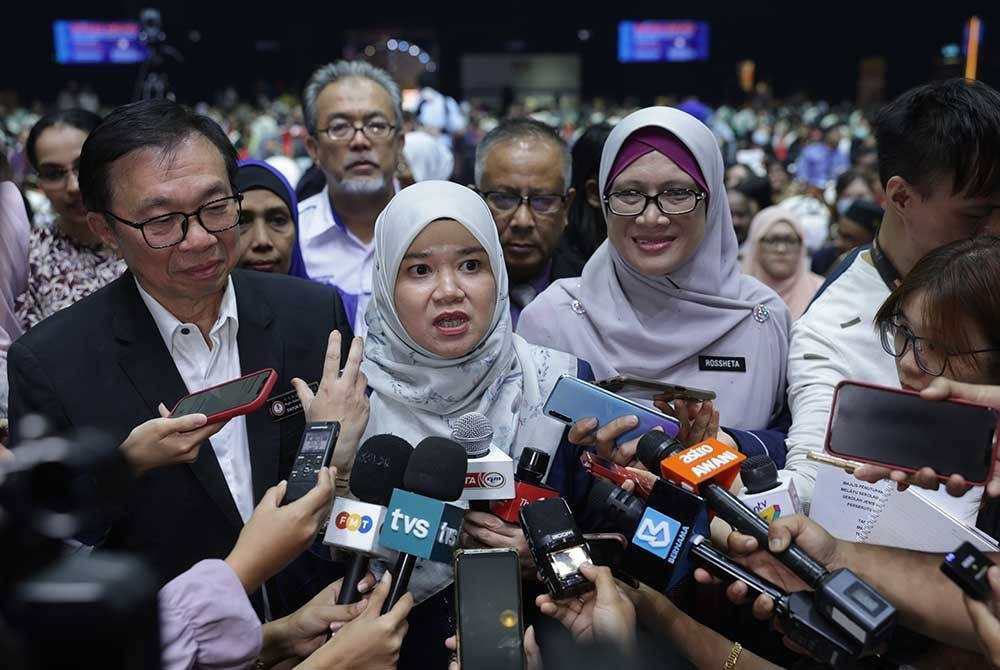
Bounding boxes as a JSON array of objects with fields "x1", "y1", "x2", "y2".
[
  {"x1": 753, "y1": 304, "x2": 770, "y2": 323},
  {"x1": 570, "y1": 300, "x2": 586, "y2": 315}
]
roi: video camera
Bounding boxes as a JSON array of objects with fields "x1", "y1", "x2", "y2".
[{"x1": 0, "y1": 420, "x2": 161, "y2": 670}]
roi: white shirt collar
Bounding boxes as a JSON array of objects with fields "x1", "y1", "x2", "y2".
[{"x1": 136, "y1": 276, "x2": 239, "y2": 347}]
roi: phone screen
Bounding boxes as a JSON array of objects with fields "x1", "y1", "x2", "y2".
[
  {"x1": 828, "y1": 383, "x2": 998, "y2": 482},
  {"x1": 456, "y1": 549, "x2": 524, "y2": 670},
  {"x1": 172, "y1": 370, "x2": 272, "y2": 418}
]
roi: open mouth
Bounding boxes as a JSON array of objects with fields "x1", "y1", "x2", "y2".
[{"x1": 433, "y1": 312, "x2": 470, "y2": 335}]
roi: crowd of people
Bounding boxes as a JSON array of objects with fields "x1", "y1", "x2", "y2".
[{"x1": 2, "y1": 58, "x2": 1000, "y2": 670}]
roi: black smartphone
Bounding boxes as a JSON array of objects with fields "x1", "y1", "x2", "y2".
[
  {"x1": 941, "y1": 541, "x2": 996, "y2": 601},
  {"x1": 454, "y1": 548, "x2": 524, "y2": 670},
  {"x1": 283, "y1": 421, "x2": 339, "y2": 505},
  {"x1": 595, "y1": 375, "x2": 716, "y2": 402},
  {"x1": 583, "y1": 532, "x2": 640, "y2": 589},
  {"x1": 826, "y1": 381, "x2": 999, "y2": 485}
]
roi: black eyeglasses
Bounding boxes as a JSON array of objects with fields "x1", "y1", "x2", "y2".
[
  {"x1": 317, "y1": 120, "x2": 397, "y2": 142},
  {"x1": 101, "y1": 193, "x2": 243, "y2": 249},
  {"x1": 879, "y1": 316, "x2": 1000, "y2": 377},
  {"x1": 604, "y1": 188, "x2": 706, "y2": 217},
  {"x1": 480, "y1": 191, "x2": 568, "y2": 216}
]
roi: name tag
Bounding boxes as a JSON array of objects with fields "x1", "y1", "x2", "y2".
[
  {"x1": 698, "y1": 356, "x2": 747, "y2": 373},
  {"x1": 267, "y1": 382, "x2": 319, "y2": 421}
]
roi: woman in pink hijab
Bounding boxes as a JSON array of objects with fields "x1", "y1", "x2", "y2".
[{"x1": 742, "y1": 206, "x2": 824, "y2": 319}]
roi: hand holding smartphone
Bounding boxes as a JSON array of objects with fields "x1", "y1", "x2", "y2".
[
  {"x1": 826, "y1": 381, "x2": 1000, "y2": 486},
  {"x1": 454, "y1": 548, "x2": 525, "y2": 670},
  {"x1": 170, "y1": 368, "x2": 277, "y2": 424},
  {"x1": 543, "y1": 375, "x2": 681, "y2": 446}
]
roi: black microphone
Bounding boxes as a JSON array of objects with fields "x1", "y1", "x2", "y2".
[
  {"x1": 324, "y1": 435, "x2": 413, "y2": 605},
  {"x1": 381, "y1": 436, "x2": 468, "y2": 613}
]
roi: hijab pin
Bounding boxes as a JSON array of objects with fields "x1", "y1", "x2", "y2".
[
  {"x1": 753, "y1": 304, "x2": 770, "y2": 323},
  {"x1": 570, "y1": 300, "x2": 586, "y2": 315}
]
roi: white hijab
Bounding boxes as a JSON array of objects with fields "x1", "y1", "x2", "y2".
[
  {"x1": 361, "y1": 180, "x2": 576, "y2": 464},
  {"x1": 517, "y1": 107, "x2": 790, "y2": 428},
  {"x1": 360, "y1": 180, "x2": 577, "y2": 605}
]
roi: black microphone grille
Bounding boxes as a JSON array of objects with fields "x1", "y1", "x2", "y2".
[
  {"x1": 451, "y1": 412, "x2": 493, "y2": 458},
  {"x1": 636, "y1": 430, "x2": 683, "y2": 471},
  {"x1": 404, "y1": 436, "x2": 469, "y2": 501},
  {"x1": 740, "y1": 454, "x2": 779, "y2": 494},
  {"x1": 349, "y1": 434, "x2": 414, "y2": 506}
]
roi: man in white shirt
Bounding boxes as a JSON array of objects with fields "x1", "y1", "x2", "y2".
[
  {"x1": 7, "y1": 99, "x2": 354, "y2": 620},
  {"x1": 783, "y1": 79, "x2": 1000, "y2": 517},
  {"x1": 298, "y1": 60, "x2": 405, "y2": 335}
]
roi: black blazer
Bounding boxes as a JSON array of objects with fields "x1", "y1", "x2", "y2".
[{"x1": 7, "y1": 268, "x2": 353, "y2": 618}]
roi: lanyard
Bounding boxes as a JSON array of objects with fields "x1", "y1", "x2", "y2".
[{"x1": 870, "y1": 233, "x2": 902, "y2": 291}]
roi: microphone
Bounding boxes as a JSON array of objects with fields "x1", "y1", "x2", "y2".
[
  {"x1": 737, "y1": 455, "x2": 801, "y2": 523},
  {"x1": 453, "y1": 412, "x2": 515, "y2": 507},
  {"x1": 490, "y1": 448, "x2": 560, "y2": 523},
  {"x1": 323, "y1": 434, "x2": 412, "y2": 605},
  {"x1": 636, "y1": 433, "x2": 896, "y2": 649},
  {"x1": 379, "y1": 436, "x2": 468, "y2": 613}
]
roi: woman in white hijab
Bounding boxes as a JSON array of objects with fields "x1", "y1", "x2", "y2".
[
  {"x1": 356, "y1": 180, "x2": 590, "y2": 666},
  {"x1": 518, "y1": 107, "x2": 791, "y2": 460}
]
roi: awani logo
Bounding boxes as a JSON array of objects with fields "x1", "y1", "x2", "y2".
[
  {"x1": 632, "y1": 508, "x2": 681, "y2": 560},
  {"x1": 464, "y1": 472, "x2": 506, "y2": 489},
  {"x1": 335, "y1": 511, "x2": 374, "y2": 534}
]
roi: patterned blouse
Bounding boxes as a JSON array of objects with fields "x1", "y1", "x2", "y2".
[{"x1": 15, "y1": 222, "x2": 126, "y2": 330}]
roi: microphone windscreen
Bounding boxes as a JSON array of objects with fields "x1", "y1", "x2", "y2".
[
  {"x1": 740, "y1": 454, "x2": 779, "y2": 494},
  {"x1": 636, "y1": 430, "x2": 683, "y2": 471},
  {"x1": 404, "y1": 436, "x2": 469, "y2": 501},
  {"x1": 349, "y1": 434, "x2": 414, "y2": 505},
  {"x1": 451, "y1": 412, "x2": 493, "y2": 458}
]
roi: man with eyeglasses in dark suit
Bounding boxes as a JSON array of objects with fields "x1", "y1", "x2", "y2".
[{"x1": 6, "y1": 99, "x2": 355, "y2": 623}]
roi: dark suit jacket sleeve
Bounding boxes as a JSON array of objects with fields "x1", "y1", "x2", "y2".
[{"x1": 7, "y1": 338, "x2": 73, "y2": 441}]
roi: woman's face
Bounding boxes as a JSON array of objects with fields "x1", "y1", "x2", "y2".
[
  {"x1": 728, "y1": 191, "x2": 755, "y2": 245},
  {"x1": 394, "y1": 218, "x2": 497, "y2": 359},
  {"x1": 34, "y1": 125, "x2": 89, "y2": 228},
  {"x1": 757, "y1": 220, "x2": 802, "y2": 280},
  {"x1": 893, "y1": 292, "x2": 997, "y2": 392},
  {"x1": 839, "y1": 176, "x2": 875, "y2": 203},
  {"x1": 768, "y1": 162, "x2": 789, "y2": 193},
  {"x1": 237, "y1": 189, "x2": 296, "y2": 274},
  {"x1": 606, "y1": 151, "x2": 708, "y2": 276}
]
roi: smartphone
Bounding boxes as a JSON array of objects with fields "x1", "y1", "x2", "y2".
[
  {"x1": 170, "y1": 368, "x2": 278, "y2": 424},
  {"x1": 579, "y1": 451, "x2": 655, "y2": 498},
  {"x1": 454, "y1": 548, "x2": 524, "y2": 670},
  {"x1": 543, "y1": 375, "x2": 681, "y2": 446},
  {"x1": 595, "y1": 375, "x2": 717, "y2": 403},
  {"x1": 582, "y1": 532, "x2": 640, "y2": 589},
  {"x1": 941, "y1": 541, "x2": 996, "y2": 600},
  {"x1": 826, "y1": 381, "x2": 1000, "y2": 485},
  {"x1": 284, "y1": 421, "x2": 340, "y2": 505}
]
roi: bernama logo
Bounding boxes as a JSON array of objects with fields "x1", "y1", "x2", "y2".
[
  {"x1": 335, "y1": 511, "x2": 374, "y2": 534},
  {"x1": 464, "y1": 472, "x2": 506, "y2": 489}
]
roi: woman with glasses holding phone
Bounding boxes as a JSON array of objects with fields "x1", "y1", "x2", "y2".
[
  {"x1": 851, "y1": 236, "x2": 1000, "y2": 528},
  {"x1": 517, "y1": 107, "x2": 791, "y2": 462},
  {"x1": 742, "y1": 206, "x2": 823, "y2": 319},
  {"x1": 17, "y1": 110, "x2": 126, "y2": 330}
]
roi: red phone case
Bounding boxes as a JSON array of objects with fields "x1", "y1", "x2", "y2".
[
  {"x1": 824, "y1": 380, "x2": 1000, "y2": 486},
  {"x1": 170, "y1": 368, "x2": 278, "y2": 424}
]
